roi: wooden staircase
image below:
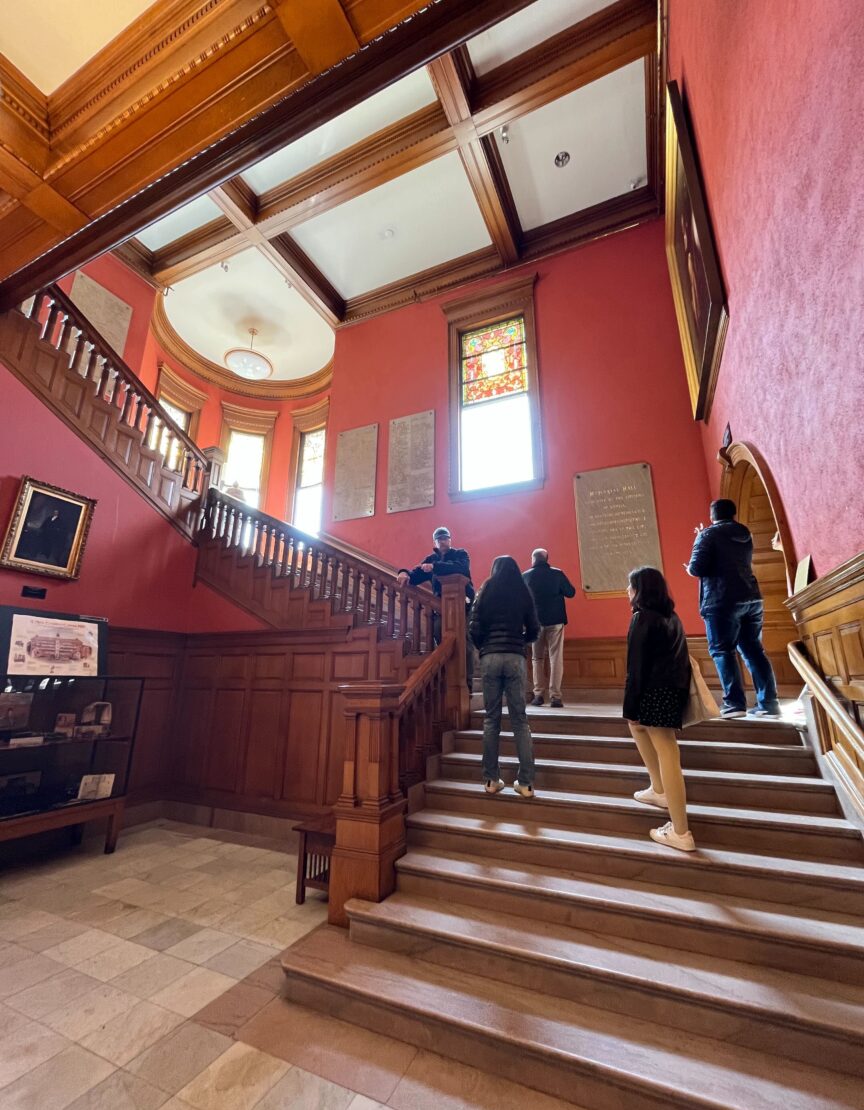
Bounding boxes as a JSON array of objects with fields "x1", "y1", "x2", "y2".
[
  {"x1": 0, "y1": 286, "x2": 214, "y2": 537},
  {"x1": 281, "y1": 701, "x2": 864, "y2": 1109}
]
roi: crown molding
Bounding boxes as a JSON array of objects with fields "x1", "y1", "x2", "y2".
[
  {"x1": 291, "y1": 395, "x2": 330, "y2": 432},
  {"x1": 151, "y1": 293, "x2": 333, "y2": 400},
  {"x1": 157, "y1": 361, "x2": 210, "y2": 409}
]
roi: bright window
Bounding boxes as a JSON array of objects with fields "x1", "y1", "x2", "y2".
[
  {"x1": 148, "y1": 398, "x2": 190, "y2": 471},
  {"x1": 294, "y1": 428, "x2": 325, "y2": 535},
  {"x1": 445, "y1": 275, "x2": 542, "y2": 499},
  {"x1": 223, "y1": 430, "x2": 265, "y2": 508}
]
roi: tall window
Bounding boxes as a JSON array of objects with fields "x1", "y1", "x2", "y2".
[
  {"x1": 446, "y1": 275, "x2": 542, "y2": 498},
  {"x1": 294, "y1": 428, "x2": 326, "y2": 535},
  {"x1": 148, "y1": 398, "x2": 190, "y2": 471},
  {"x1": 223, "y1": 431, "x2": 265, "y2": 508}
]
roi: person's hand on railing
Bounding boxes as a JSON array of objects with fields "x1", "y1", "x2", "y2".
[{"x1": 396, "y1": 571, "x2": 410, "y2": 587}]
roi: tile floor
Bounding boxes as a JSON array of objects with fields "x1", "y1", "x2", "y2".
[{"x1": 0, "y1": 820, "x2": 578, "y2": 1109}]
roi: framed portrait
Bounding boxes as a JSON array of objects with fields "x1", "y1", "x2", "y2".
[
  {"x1": 665, "y1": 80, "x2": 729, "y2": 422},
  {"x1": 0, "y1": 477, "x2": 96, "y2": 580}
]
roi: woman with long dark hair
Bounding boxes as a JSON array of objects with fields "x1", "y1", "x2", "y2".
[
  {"x1": 469, "y1": 555, "x2": 540, "y2": 797},
  {"x1": 624, "y1": 566, "x2": 695, "y2": 851}
]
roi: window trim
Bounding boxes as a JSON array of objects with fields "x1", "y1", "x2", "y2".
[
  {"x1": 443, "y1": 273, "x2": 543, "y2": 501},
  {"x1": 219, "y1": 400, "x2": 279, "y2": 509},
  {"x1": 156, "y1": 363, "x2": 207, "y2": 443},
  {"x1": 287, "y1": 397, "x2": 329, "y2": 524}
]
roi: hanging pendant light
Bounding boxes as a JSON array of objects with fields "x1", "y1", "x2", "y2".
[{"x1": 224, "y1": 327, "x2": 273, "y2": 380}]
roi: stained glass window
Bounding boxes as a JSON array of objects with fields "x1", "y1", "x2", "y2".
[{"x1": 460, "y1": 317, "x2": 528, "y2": 405}]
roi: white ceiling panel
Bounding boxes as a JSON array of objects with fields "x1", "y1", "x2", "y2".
[
  {"x1": 496, "y1": 61, "x2": 646, "y2": 231},
  {"x1": 164, "y1": 249, "x2": 334, "y2": 381},
  {"x1": 467, "y1": 0, "x2": 609, "y2": 76},
  {"x1": 136, "y1": 194, "x2": 223, "y2": 252},
  {"x1": 241, "y1": 69, "x2": 438, "y2": 194},
  {"x1": 290, "y1": 152, "x2": 492, "y2": 300}
]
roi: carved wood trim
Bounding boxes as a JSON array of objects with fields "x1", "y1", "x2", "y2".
[{"x1": 150, "y1": 294, "x2": 334, "y2": 399}]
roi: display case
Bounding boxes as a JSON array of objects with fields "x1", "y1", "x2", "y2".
[{"x1": 0, "y1": 675, "x2": 142, "y2": 853}]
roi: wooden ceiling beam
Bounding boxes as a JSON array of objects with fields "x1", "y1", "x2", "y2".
[
  {"x1": 428, "y1": 50, "x2": 520, "y2": 265},
  {"x1": 151, "y1": 217, "x2": 247, "y2": 285},
  {"x1": 271, "y1": 0, "x2": 361, "y2": 76},
  {"x1": 472, "y1": 0, "x2": 656, "y2": 136}
]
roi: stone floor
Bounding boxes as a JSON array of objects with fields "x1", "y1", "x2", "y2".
[{"x1": 0, "y1": 820, "x2": 579, "y2": 1110}]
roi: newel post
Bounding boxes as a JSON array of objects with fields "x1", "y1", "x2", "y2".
[
  {"x1": 201, "y1": 446, "x2": 226, "y2": 495},
  {"x1": 328, "y1": 683, "x2": 407, "y2": 927},
  {"x1": 440, "y1": 575, "x2": 470, "y2": 729}
]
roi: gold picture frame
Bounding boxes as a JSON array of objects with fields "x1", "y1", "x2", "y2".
[
  {"x1": 0, "y1": 477, "x2": 96, "y2": 580},
  {"x1": 665, "y1": 80, "x2": 729, "y2": 421}
]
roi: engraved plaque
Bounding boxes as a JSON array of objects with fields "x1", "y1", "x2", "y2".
[
  {"x1": 332, "y1": 423, "x2": 378, "y2": 521},
  {"x1": 69, "y1": 272, "x2": 133, "y2": 357},
  {"x1": 573, "y1": 463, "x2": 663, "y2": 594},
  {"x1": 387, "y1": 409, "x2": 434, "y2": 514}
]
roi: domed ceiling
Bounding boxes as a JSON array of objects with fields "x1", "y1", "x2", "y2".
[{"x1": 161, "y1": 248, "x2": 335, "y2": 382}]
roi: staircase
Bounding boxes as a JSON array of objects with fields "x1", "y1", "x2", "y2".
[
  {"x1": 0, "y1": 286, "x2": 213, "y2": 537},
  {"x1": 281, "y1": 700, "x2": 864, "y2": 1109}
]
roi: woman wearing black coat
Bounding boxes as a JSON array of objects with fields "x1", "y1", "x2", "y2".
[
  {"x1": 469, "y1": 556, "x2": 540, "y2": 797},
  {"x1": 624, "y1": 566, "x2": 695, "y2": 852}
]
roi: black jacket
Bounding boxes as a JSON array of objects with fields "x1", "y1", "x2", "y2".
[
  {"x1": 402, "y1": 548, "x2": 475, "y2": 602},
  {"x1": 687, "y1": 520, "x2": 761, "y2": 613},
  {"x1": 469, "y1": 583, "x2": 540, "y2": 657},
  {"x1": 522, "y1": 563, "x2": 576, "y2": 626},
  {"x1": 623, "y1": 608, "x2": 691, "y2": 720}
]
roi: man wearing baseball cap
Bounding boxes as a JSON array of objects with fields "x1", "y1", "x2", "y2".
[{"x1": 397, "y1": 526, "x2": 475, "y2": 690}]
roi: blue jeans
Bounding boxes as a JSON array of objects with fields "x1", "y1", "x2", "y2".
[
  {"x1": 703, "y1": 600, "x2": 779, "y2": 711},
  {"x1": 481, "y1": 653, "x2": 535, "y2": 785}
]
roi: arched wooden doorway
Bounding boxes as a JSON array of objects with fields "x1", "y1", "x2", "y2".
[{"x1": 719, "y1": 442, "x2": 799, "y2": 692}]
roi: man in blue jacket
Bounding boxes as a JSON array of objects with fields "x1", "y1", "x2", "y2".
[
  {"x1": 523, "y1": 548, "x2": 576, "y2": 707},
  {"x1": 687, "y1": 498, "x2": 780, "y2": 718}
]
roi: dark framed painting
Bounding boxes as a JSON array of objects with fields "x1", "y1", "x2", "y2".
[
  {"x1": 665, "y1": 80, "x2": 729, "y2": 421},
  {"x1": 0, "y1": 477, "x2": 96, "y2": 580}
]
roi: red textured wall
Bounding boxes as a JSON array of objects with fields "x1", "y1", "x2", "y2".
[
  {"x1": 325, "y1": 221, "x2": 712, "y2": 636},
  {"x1": 668, "y1": 0, "x2": 864, "y2": 576},
  {"x1": 0, "y1": 365, "x2": 263, "y2": 634}
]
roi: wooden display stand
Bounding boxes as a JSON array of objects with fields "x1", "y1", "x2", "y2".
[{"x1": 0, "y1": 795, "x2": 124, "y2": 854}]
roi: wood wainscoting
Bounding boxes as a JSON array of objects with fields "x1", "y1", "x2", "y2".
[
  {"x1": 786, "y1": 551, "x2": 864, "y2": 813},
  {"x1": 561, "y1": 635, "x2": 799, "y2": 697}
]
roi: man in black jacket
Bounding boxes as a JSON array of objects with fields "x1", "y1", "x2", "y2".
[
  {"x1": 687, "y1": 498, "x2": 780, "y2": 718},
  {"x1": 523, "y1": 549, "x2": 576, "y2": 707},
  {"x1": 397, "y1": 526, "x2": 475, "y2": 690}
]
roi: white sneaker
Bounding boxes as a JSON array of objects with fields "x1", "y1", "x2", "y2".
[
  {"x1": 649, "y1": 821, "x2": 696, "y2": 852},
  {"x1": 634, "y1": 786, "x2": 668, "y2": 809},
  {"x1": 512, "y1": 781, "x2": 535, "y2": 798},
  {"x1": 484, "y1": 779, "x2": 505, "y2": 794}
]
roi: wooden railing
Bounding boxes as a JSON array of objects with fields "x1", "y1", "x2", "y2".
[
  {"x1": 203, "y1": 488, "x2": 440, "y2": 645},
  {"x1": 21, "y1": 285, "x2": 210, "y2": 498},
  {"x1": 328, "y1": 575, "x2": 470, "y2": 926},
  {"x1": 788, "y1": 640, "x2": 864, "y2": 818}
]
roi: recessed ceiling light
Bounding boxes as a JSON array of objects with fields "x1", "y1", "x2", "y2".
[
  {"x1": 378, "y1": 226, "x2": 397, "y2": 240},
  {"x1": 554, "y1": 151, "x2": 570, "y2": 168}
]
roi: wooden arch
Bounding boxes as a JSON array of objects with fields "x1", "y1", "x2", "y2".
[{"x1": 718, "y1": 441, "x2": 797, "y2": 594}]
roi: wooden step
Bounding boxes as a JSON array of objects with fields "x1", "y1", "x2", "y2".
[
  {"x1": 395, "y1": 849, "x2": 864, "y2": 984},
  {"x1": 473, "y1": 710, "x2": 804, "y2": 746},
  {"x1": 440, "y1": 751, "x2": 838, "y2": 813},
  {"x1": 423, "y1": 779, "x2": 864, "y2": 861},
  {"x1": 281, "y1": 925, "x2": 863, "y2": 1109},
  {"x1": 405, "y1": 810, "x2": 864, "y2": 915},
  {"x1": 452, "y1": 729, "x2": 819, "y2": 775},
  {"x1": 346, "y1": 893, "x2": 864, "y2": 1078}
]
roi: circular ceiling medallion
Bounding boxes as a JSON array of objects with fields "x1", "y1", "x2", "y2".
[{"x1": 223, "y1": 347, "x2": 274, "y2": 380}]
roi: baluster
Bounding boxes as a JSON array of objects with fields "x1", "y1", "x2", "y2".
[
  {"x1": 360, "y1": 573, "x2": 372, "y2": 623},
  {"x1": 144, "y1": 407, "x2": 158, "y2": 446},
  {"x1": 68, "y1": 332, "x2": 88, "y2": 376},
  {"x1": 349, "y1": 564, "x2": 360, "y2": 612},
  {"x1": 386, "y1": 585, "x2": 396, "y2": 638},
  {"x1": 231, "y1": 508, "x2": 244, "y2": 549},
  {"x1": 28, "y1": 292, "x2": 46, "y2": 320},
  {"x1": 398, "y1": 590, "x2": 408, "y2": 642},
  {"x1": 411, "y1": 599, "x2": 422, "y2": 654},
  {"x1": 119, "y1": 380, "x2": 135, "y2": 424},
  {"x1": 41, "y1": 299, "x2": 61, "y2": 343},
  {"x1": 56, "y1": 312, "x2": 73, "y2": 352}
]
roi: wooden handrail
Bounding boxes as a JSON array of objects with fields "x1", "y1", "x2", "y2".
[
  {"x1": 21, "y1": 286, "x2": 209, "y2": 492},
  {"x1": 788, "y1": 641, "x2": 864, "y2": 761}
]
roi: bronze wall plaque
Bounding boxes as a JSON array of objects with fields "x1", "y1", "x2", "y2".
[
  {"x1": 387, "y1": 410, "x2": 434, "y2": 514},
  {"x1": 332, "y1": 423, "x2": 378, "y2": 522}
]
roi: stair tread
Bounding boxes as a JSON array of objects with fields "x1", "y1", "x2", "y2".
[
  {"x1": 424, "y1": 778, "x2": 860, "y2": 836},
  {"x1": 397, "y1": 848, "x2": 864, "y2": 951},
  {"x1": 407, "y1": 809, "x2": 864, "y2": 888},
  {"x1": 442, "y1": 752, "x2": 832, "y2": 790},
  {"x1": 347, "y1": 893, "x2": 864, "y2": 1032},
  {"x1": 456, "y1": 729, "x2": 815, "y2": 756},
  {"x1": 283, "y1": 926, "x2": 862, "y2": 1109}
]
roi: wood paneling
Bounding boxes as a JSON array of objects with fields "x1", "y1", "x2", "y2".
[{"x1": 787, "y1": 551, "x2": 864, "y2": 812}]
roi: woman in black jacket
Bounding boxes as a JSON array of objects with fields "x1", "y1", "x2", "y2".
[
  {"x1": 624, "y1": 566, "x2": 695, "y2": 851},
  {"x1": 469, "y1": 556, "x2": 540, "y2": 797}
]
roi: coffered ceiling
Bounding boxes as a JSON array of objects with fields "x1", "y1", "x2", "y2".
[{"x1": 0, "y1": 0, "x2": 664, "y2": 387}]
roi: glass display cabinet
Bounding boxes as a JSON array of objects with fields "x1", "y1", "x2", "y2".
[{"x1": 0, "y1": 675, "x2": 142, "y2": 853}]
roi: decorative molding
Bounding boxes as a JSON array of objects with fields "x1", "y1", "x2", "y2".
[
  {"x1": 291, "y1": 396, "x2": 330, "y2": 433},
  {"x1": 157, "y1": 361, "x2": 210, "y2": 430},
  {"x1": 221, "y1": 399, "x2": 280, "y2": 435},
  {"x1": 0, "y1": 56, "x2": 49, "y2": 145},
  {"x1": 787, "y1": 550, "x2": 864, "y2": 618},
  {"x1": 441, "y1": 272, "x2": 537, "y2": 324},
  {"x1": 150, "y1": 294, "x2": 334, "y2": 399}
]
